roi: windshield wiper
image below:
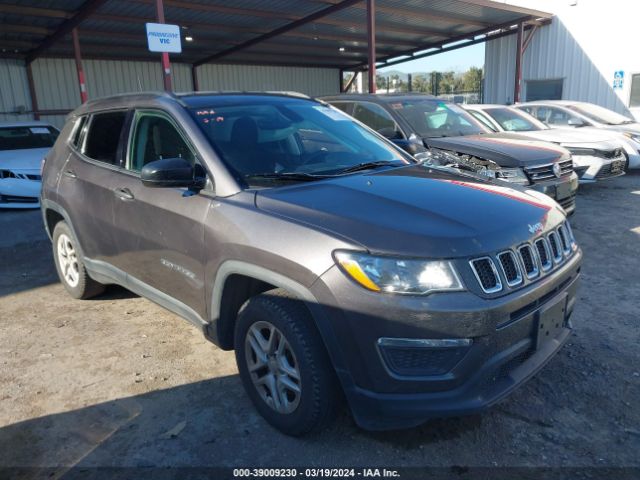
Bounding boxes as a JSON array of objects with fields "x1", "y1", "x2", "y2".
[
  {"x1": 335, "y1": 161, "x2": 403, "y2": 174},
  {"x1": 245, "y1": 172, "x2": 329, "y2": 182}
]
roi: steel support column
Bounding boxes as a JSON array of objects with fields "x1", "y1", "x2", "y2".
[
  {"x1": 366, "y1": 0, "x2": 376, "y2": 93},
  {"x1": 26, "y1": 63, "x2": 39, "y2": 120},
  {"x1": 191, "y1": 65, "x2": 199, "y2": 91},
  {"x1": 513, "y1": 21, "x2": 524, "y2": 103},
  {"x1": 72, "y1": 28, "x2": 88, "y2": 103},
  {"x1": 155, "y1": 0, "x2": 172, "y2": 92},
  {"x1": 343, "y1": 72, "x2": 359, "y2": 93}
]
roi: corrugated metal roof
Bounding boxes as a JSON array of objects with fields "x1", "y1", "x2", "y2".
[{"x1": 0, "y1": 0, "x2": 552, "y2": 68}]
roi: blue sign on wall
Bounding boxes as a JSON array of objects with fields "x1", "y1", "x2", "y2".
[{"x1": 613, "y1": 71, "x2": 624, "y2": 90}]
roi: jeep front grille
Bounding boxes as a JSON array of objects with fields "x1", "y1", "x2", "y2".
[
  {"x1": 548, "y1": 231, "x2": 562, "y2": 263},
  {"x1": 557, "y1": 224, "x2": 571, "y2": 254},
  {"x1": 518, "y1": 244, "x2": 539, "y2": 279},
  {"x1": 469, "y1": 257, "x2": 502, "y2": 293},
  {"x1": 497, "y1": 251, "x2": 522, "y2": 287},
  {"x1": 469, "y1": 221, "x2": 577, "y2": 295},
  {"x1": 534, "y1": 238, "x2": 552, "y2": 271}
]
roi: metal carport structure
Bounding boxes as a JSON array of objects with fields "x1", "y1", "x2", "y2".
[{"x1": 0, "y1": 0, "x2": 552, "y2": 119}]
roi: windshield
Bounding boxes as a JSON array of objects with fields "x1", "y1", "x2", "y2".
[
  {"x1": 567, "y1": 103, "x2": 633, "y2": 125},
  {"x1": 485, "y1": 107, "x2": 547, "y2": 132},
  {"x1": 389, "y1": 99, "x2": 488, "y2": 138},
  {"x1": 0, "y1": 126, "x2": 58, "y2": 151},
  {"x1": 189, "y1": 99, "x2": 410, "y2": 187}
]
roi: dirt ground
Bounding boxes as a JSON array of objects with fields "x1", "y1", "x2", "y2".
[{"x1": 1, "y1": 174, "x2": 639, "y2": 478}]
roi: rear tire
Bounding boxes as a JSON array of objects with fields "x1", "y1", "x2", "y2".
[
  {"x1": 234, "y1": 288, "x2": 339, "y2": 436},
  {"x1": 52, "y1": 221, "x2": 105, "y2": 299}
]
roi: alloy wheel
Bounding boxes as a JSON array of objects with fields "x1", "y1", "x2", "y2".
[
  {"x1": 244, "y1": 320, "x2": 302, "y2": 414},
  {"x1": 57, "y1": 233, "x2": 80, "y2": 288}
]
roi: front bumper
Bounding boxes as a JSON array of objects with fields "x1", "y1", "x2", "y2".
[
  {"x1": 572, "y1": 155, "x2": 626, "y2": 182},
  {"x1": 0, "y1": 178, "x2": 41, "y2": 209},
  {"x1": 312, "y1": 248, "x2": 582, "y2": 430},
  {"x1": 529, "y1": 172, "x2": 578, "y2": 214}
]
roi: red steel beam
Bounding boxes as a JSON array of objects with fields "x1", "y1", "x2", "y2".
[
  {"x1": 343, "y1": 71, "x2": 359, "y2": 92},
  {"x1": 366, "y1": 0, "x2": 376, "y2": 93},
  {"x1": 353, "y1": 15, "x2": 537, "y2": 70},
  {"x1": 522, "y1": 24, "x2": 538, "y2": 53},
  {"x1": 193, "y1": 0, "x2": 364, "y2": 67},
  {"x1": 25, "y1": 0, "x2": 110, "y2": 63},
  {"x1": 155, "y1": 0, "x2": 173, "y2": 92},
  {"x1": 513, "y1": 22, "x2": 524, "y2": 103},
  {"x1": 72, "y1": 29, "x2": 88, "y2": 103}
]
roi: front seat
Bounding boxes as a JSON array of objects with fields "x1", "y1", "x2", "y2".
[{"x1": 227, "y1": 116, "x2": 274, "y2": 175}]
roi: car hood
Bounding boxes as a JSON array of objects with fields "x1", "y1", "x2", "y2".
[
  {"x1": 600, "y1": 123, "x2": 640, "y2": 136},
  {"x1": 510, "y1": 128, "x2": 622, "y2": 149},
  {"x1": 256, "y1": 165, "x2": 565, "y2": 258},
  {"x1": 0, "y1": 148, "x2": 49, "y2": 172},
  {"x1": 515, "y1": 127, "x2": 619, "y2": 144},
  {"x1": 424, "y1": 134, "x2": 567, "y2": 167}
]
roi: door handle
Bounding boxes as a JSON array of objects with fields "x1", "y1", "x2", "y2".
[
  {"x1": 63, "y1": 169, "x2": 77, "y2": 179},
  {"x1": 114, "y1": 187, "x2": 135, "y2": 201}
]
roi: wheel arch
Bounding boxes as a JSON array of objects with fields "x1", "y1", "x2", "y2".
[{"x1": 208, "y1": 261, "x2": 332, "y2": 352}]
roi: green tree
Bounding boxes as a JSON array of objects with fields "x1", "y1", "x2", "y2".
[
  {"x1": 461, "y1": 67, "x2": 483, "y2": 92},
  {"x1": 412, "y1": 74, "x2": 431, "y2": 93},
  {"x1": 438, "y1": 71, "x2": 456, "y2": 94}
]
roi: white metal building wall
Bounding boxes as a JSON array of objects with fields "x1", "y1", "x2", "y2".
[
  {"x1": 196, "y1": 64, "x2": 339, "y2": 97},
  {"x1": 485, "y1": 0, "x2": 640, "y2": 116},
  {"x1": 0, "y1": 59, "x2": 32, "y2": 123},
  {"x1": 484, "y1": 24, "x2": 625, "y2": 113}
]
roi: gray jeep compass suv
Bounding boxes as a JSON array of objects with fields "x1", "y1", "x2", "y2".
[{"x1": 41, "y1": 92, "x2": 582, "y2": 435}]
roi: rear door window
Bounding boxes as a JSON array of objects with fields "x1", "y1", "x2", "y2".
[{"x1": 82, "y1": 111, "x2": 127, "y2": 165}]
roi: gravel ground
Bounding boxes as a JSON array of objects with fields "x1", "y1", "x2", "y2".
[{"x1": 1, "y1": 174, "x2": 639, "y2": 478}]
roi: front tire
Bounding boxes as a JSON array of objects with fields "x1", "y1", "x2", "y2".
[
  {"x1": 52, "y1": 221, "x2": 105, "y2": 299},
  {"x1": 234, "y1": 289, "x2": 339, "y2": 436}
]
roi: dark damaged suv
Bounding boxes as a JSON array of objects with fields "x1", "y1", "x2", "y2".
[
  {"x1": 322, "y1": 94, "x2": 579, "y2": 214},
  {"x1": 41, "y1": 92, "x2": 582, "y2": 435}
]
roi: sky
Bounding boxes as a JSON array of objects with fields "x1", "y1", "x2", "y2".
[{"x1": 378, "y1": 43, "x2": 485, "y2": 74}]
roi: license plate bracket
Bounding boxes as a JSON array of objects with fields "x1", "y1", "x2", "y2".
[
  {"x1": 555, "y1": 181, "x2": 572, "y2": 201},
  {"x1": 535, "y1": 293, "x2": 567, "y2": 350}
]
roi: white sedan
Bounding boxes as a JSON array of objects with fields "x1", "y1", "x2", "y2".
[
  {"x1": 515, "y1": 101, "x2": 640, "y2": 170},
  {"x1": 0, "y1": 122, "x2": 59, "y2": 208},
  {"x1": 464, "y1": 105, "x2": 628, "y2": 182}
]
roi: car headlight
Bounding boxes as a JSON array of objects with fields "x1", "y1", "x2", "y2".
[
  {"x1": 334, "y1": 251, "x2": 464, "y2": 295},
  {"x1": 623, "y1": 132, "x2": 640, "y2": 144},
  {"x1": 485, "y1": 167, "x2": 530, "y2": 185}
]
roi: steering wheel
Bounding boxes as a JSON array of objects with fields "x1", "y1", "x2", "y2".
[{"x1": 299, "y1": 148, "x2": 329, "y2": 166}]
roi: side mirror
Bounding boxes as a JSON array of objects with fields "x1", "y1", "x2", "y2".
[
  {"x1": 392, "y1": 138, "x2": 427, "y2": 156},
  {"x1": 140, "y1": 158, "x2": 205, "y2": 189},
  {"x1": 567, "y1": 117, "x2": 585, "y2": 127}
]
